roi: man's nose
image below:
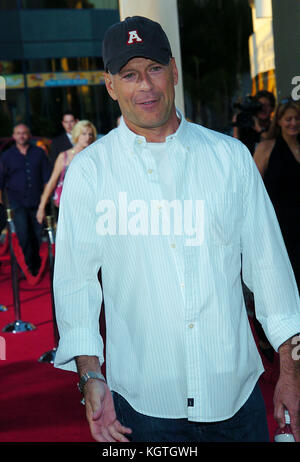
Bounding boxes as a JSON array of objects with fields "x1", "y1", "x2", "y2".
[{"x1": 138, "y1": 73, "x2": 153, "y2": 90}]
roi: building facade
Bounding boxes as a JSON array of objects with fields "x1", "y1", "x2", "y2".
[
  {"x1": 248, "y1": 0, "x2": 300, "y2": 102},
  {"x1": 248, "y1": 0, "x2": 276, "y2": 97},
  {"x1": 0, "y1": 0, "x2": 120, "y2": 138}
]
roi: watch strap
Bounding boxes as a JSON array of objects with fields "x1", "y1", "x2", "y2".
[{"x1": 78, "y1": 371, "x2": 106, "y2": 394}]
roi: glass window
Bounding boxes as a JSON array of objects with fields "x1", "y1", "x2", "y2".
[
  {"x1": 26, "y1": 59, "x2": 53, "y2": 73},
  {"x1": 21, "y1": 0, "x2": 118, "y2": 9},
  {"x1": 25, "y1": 57, "x2": 103, "y2": 73},
  {"x1": 86, "y1": 0, "x2": 119, "y2": 8},
  {"x1": 0, "y1": 0, "x2": 18, "y2": 9},
  {"x1": 61, "y1": 57, "x2": 103, "y2": 72},
  {"x1": 1, "y1": 78, "x2": 119, "y2": 138},
  {"x1": 0, "y1": 60, "x2": 22, "y2": 74}
]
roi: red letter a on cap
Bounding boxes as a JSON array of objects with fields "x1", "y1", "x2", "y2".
[{"x1": 127, "y1": 30, "x2": 143, "y2": 44}]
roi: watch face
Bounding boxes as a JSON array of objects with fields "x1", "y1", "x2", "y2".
[{"x1": 78, "y1": 373, "x2": 89, "y2": 393}]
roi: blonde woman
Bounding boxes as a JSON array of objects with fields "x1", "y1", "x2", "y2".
[
  {"x1": 254, "y1": 99, "x2": 300, "y2": 176},
  {"x1": 36, "y1": 120, "x2": 97, "y2": 224}
]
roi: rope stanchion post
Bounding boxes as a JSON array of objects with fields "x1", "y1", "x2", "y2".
[
  {"x1": 38, "y1": 215, "x2": 58, "y2": 364},
  {"x1": 0, "y1": 222, "x2": 9, "y2": 312},
  {"x1": 2, "y1": 209, "x2": 36, "y2": 333}
]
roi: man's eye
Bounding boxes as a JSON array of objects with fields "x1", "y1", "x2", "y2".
[
  {"x1": 151, "y1": 66, "x2": 162, "y2": 72},
  {"x1": 123, "y1": 73, "x2": 135, "y2": 80}
]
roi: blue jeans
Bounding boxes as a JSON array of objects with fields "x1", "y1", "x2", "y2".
[
  {"x1": 10, "y1": 202, "x2": 43, "y2": 275},
  {"x1": 113, "y1": 382, "x2": 270, "y2": 442}
]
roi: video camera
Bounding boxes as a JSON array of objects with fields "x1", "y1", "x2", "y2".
[{"x1": 233, "y1": 96, "x2": 263, "y2": 129}]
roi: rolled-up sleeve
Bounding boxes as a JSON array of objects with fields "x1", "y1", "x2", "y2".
[
  {"x1": 53, "y1": 154, "x2": 104, "y2": 372},
  {"x1": 240, "y1": 144, "x2": 300, "y2": 351}
]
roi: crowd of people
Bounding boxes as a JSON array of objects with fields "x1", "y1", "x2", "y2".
[
  {"x1": 0, "y1": 15, "x2": 299, "y2": 443},
  {"x1": 233, "y1": 94, "x2": 300, "y2": 363},
  {"x1": 0, "y1": 92, "x2": 298, "y2": 285},
  {"x1": 53, "y1": 16, "x2": 300, "y2": 443},
  {"x1": 0, "y1": 114, "x2": 97, "y2": 276}
]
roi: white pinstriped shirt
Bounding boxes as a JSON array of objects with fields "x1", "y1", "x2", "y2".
[{"x1": 54, "y1": 113, "x2": 300, "y2": 422}]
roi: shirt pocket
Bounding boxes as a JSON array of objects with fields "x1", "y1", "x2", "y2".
[{"x1": 204, "y1": 193, "x2": 243, "y2": 246}]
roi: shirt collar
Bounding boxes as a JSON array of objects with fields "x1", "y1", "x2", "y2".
[
  {"x1": 117, "y1": 108, "x2": 188, "y2": 149},
  {"x1": 10, "y1": 143, "x2": 32, "y2": 155}
]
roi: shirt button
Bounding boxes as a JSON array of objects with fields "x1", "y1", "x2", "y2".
[
  {"x1": 189, "y1": 323, "x2": 194, "y2": 329},
  {"x1": 171, "y1": 243, "x2": 176, "y2": 248},
  {"x1": 137, "y1": 139, "x2": 143, "y2": 144},
  {"x1": 180, "y1": 282, "x2": 185, "y2": 288},
  {"x1": 147, "y1": 169, "x2": 153, "y2": 174}
]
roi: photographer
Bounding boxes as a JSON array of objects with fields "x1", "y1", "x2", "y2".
[{"x1": 233, "y1": 90, "x2": 276, "y2": 154}]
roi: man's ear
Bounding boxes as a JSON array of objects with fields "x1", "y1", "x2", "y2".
[
  {"x1": 170, "y1": 58, "x2": 179, "y2": 87},
  {"x1": 104, "y1": 72, "x2": 118, "y2": 101}
]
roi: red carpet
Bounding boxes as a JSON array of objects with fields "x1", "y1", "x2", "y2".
[
  {"x1": 0, "y1": 249, "x2": 279, "y2": 442},
  {"x1": 0, "y1": 254, "x2": 94, "y2": 442}
]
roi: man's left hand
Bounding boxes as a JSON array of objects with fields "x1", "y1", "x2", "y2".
[{"x1": 274, "y1": 337, "x2": 300, "y2": 441}]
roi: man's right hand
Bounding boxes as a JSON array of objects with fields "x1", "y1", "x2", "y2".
[
  {"x1": 84, "y1": 379, "x2": 132, "y2": 442},
  {"x1": 252, "y1": 115, "x2": 263, "y2": 133}
]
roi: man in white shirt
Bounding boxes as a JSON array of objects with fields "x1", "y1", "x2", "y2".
[{"x1": 53, "y1": 16, "x2": 300, "y2": 442}]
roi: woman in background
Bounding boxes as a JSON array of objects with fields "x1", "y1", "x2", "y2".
[
  {"x1": 254, "y1": 99, "x2": 300, "y2": 287},
  {"x1": 36, "y1": 120, "x2": 97, "y2": 224},
  {"x1": 253, "y1": 99, "x2": 300, "y2": 362}
]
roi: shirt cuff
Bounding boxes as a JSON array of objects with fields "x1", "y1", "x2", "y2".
[
  {"x1": 263, "y1": 314, "x2": 300, "y2": 352},
  {"x1": 54, "y1": 327, "x2": 104, "y2": 373}
]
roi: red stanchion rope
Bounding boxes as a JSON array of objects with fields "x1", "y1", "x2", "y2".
[
  {"x1": 0, "y1": 233, "x2": 9, "y2": 256},
  {"x1": 11, "y1": 232, "x2": 49, "y2": 285}
]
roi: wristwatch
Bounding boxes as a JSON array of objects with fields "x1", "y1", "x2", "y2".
[{"x1": 77, "y1": 371, "x2": 106, "y2": 394}]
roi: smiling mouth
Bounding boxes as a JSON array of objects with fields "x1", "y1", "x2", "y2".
[
  {"x1": 139, "y1": 100, "x2": 157, "y2": 105},
  {"x1": 135, "y1": 95, "x2": 160, "y2": 105}
]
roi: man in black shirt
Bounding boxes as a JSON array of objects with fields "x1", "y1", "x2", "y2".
[
  {"x1": 50, "y1": 111, "x2": 78, "y2": 166},
  {"x1": 0, "y1": 124, "x2": 51, "y2": 275}
]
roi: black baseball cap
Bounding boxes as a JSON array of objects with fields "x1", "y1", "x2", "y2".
[{"x1": 102, "y1": 16, "x2": 172, "y2": 74}]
